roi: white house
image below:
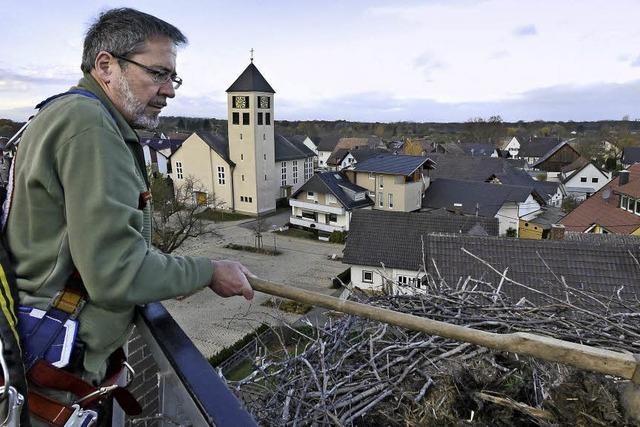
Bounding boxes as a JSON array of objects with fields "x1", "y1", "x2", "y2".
[
  {"x1": 560, "y1": 158, "x2": 611, "y2": 201},
  {"x1": 498, "y1": 136, "x2": 521, "y2": 158},
  {"x1": 289, "y1": 172, "x2": 373, "y2": 236}
]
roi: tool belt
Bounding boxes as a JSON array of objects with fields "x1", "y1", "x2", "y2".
[{"x1": 17, "y1": 279, "x2": 142, "y2": 426}]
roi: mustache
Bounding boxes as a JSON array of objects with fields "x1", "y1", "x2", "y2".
[{"x1": 149, "y1": 98, "x2": 167, "y2": 108}]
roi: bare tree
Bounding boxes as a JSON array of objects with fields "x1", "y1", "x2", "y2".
[
  {"x1": 251, "y1": 217, "x2": 267, "y2": 250},
  {"x1": 150, "y1": 175, "x2": 221, "y2": 253}
]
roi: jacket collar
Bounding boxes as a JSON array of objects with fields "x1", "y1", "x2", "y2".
[{"x1": 76, "y1": 74, "x2": 139, "y2": 143}]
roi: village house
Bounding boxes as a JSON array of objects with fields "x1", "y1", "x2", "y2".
[
  {"x1": 497, "y1": 136, "x2": 520, "y2": 158},
  {"x1": 342, "y1": 154, "x2": 436, "y2": 212},
  {"x1": 622, "y1": 146, "x2": 640, "y2": 168},
  {"x1": 529, "y1": 140, "x2": 581, "y2": 178},
  {"x1": 560, "y1": 164, "x2": 640, "y2": 234},
  {"x1": 421, "y1": 178, "x2": 544, "y2": 236},
  {"x1": 168, "y1": 62, "x2": 315, "y2": 215},
  {"x1": 518, "y1": 137, "x2": 564, "y2": 165},
  {"x1": 287, "y1": 135, "x2": 318, "y2": 167},
  {"x1": 343, "y1": 210, "x2": 499, "y2": 290},
  {"x1": 141, "y1": 136, "x2": 184, "y2": 175},
  {"x1": 343, "y1": 218, "x2": 640, "y2": 304},
  {"x1": 289, "y1": 171, "x2": 373, "y2": 236},
  {"x1": 316, "y1": 135, "x2": 340, "y2": 169},
  {"x1": 325, "y1": 146, "x2": 386, "y2": 171},
  {"x1": 559, "y1": 157, "x2": 611, "y2": 201}
]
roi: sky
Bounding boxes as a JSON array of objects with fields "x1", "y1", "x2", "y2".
[{"x1": 2, "y1": 0, "x2": 640, "y2": 123}]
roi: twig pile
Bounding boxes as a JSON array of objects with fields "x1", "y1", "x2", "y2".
[{"x1": 229, "y1": 258, "x2": 640, "y2": 426}]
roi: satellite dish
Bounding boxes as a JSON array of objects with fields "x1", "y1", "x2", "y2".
[{"x1": 602, "y1": 188, "x2": 611, "y2": 200}]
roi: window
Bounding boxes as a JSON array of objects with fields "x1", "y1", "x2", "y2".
[
  {"x1": 241, "y1": 174, "x2": 245, "y2": 182},
  {"x1": 629, "y1": 198, "x2": 636, "y2": 212},
  {"x1": 258, "y1": 112, "x2": 263, "y2": 125},
  {"x1": 621, "y1": 195, "x2": 628, "y2": 209},
  {"x1": 281, "y1": 162, "x2": 287, "y2": 186},
  {"x1": 369, "y1": 172, "x2": 375, "y2": 180},
  {"x1": 175, "y1": 161, "x2": 183, "y2": 179},
  {"x1": 307, "y1": 191, "x2": 315, "y2": 200},
  {"x1": 378, "y1": 192, "x2": 383, "y2": 207},
  {"x1": 388, "y1": 193, "x2": 394, "y2": 209},
  {"x1": 328, "y1": 213, "x2": 338, "y2": 222},
  {"x1": 265, "y1": 174, "x2": 267, "y2": 181},
  {"x1": 379, "y1": 175, "x2": 384, "y2": 189},
  {"x1": 264, "y1": 154, "x2": 267, "y2": 160},
  {"x1": 232, "y1": 112, "x2": 239, "y2": 125},
  {"x1": 592, "y1": 177, "x2": 598, "y2": 183},
  {"x1": 194, "y1": 191, "x2": 207, "y2": 206},
  {"x1": 362, "y1": 271, "x2": 373, "y2": 283},
  {"x1": 266, "y1": 113, "x2": 271, "y2": 125},
  {"x1": 217, "y1": 166, "x2": 225, "y2": 185},
  {"x1": 293, "y1": 161, "x2": 298, "y2": 184},
  {"x1": 240, "y1": 133, "x2": 243, "y2": 140},
  {"x1": 240, "y1": 154, "x2": 243, "y2": 160},
  {"x1": 263, "y1": 134, "x2": 266, "y2": 141},
  {"x1": 636, "y1": 200, "x2": 640, "y2": 215},
  {"x1": 327, "y1": 194, "x2": 336, "y2": 204},
  {"x1": 248, "y1": 197, "x2": 252, "y2": 203},
  {"x1": 302, "y1": 211, "x2": 315, "y2": 220},
  {"x1": 304, "y1": 158, "x2": 312, "y2": 180},
  {"x1": 580, "y1": 177, "x2": 587, "y2": 183},
  {"x1": 242, "y1": 113, "x2": 250, "y2": 125},
  {"x1": 240, "y1": 196, "x2": 245, "y2": 202}
]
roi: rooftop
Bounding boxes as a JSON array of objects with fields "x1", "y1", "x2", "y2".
[
  {"x1": 226, "y1": 62, "x2": 275, "y2": 93},
  {"x1": 352, "y1": 154, "x2": 435, "y2": 176},
  {"x1": 293, "y1": 172, "x2": 373, "y2": 210}
]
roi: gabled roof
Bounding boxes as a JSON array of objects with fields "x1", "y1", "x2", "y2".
[
  {"x1": 194, "y1": 131, "x2": 235, "y2": 166},
  {"x1": 524, "y1": 206, "x2": 566, "y2": 229},
  {"x1": 288, "y1": 135, "x2": 314, "y2": 147},
  {"x1": 275, "y1": 134, "x2": 315, "y2": 162},
  {"x1": 423, "y1": 178, "x2": 538, "y2": 217},
  {"x1": 531, "y1": 141, "x2": 580, "y2": 168},
  {"x1": 316, "y1": 135, "x2": 341, "y2": 152},
  {"x1": 432, "y1": 142, "x2": 465, "y2": 155},
  {"x1": 292, "y1": 172, "x2": 373, "y2": 210},
  {"x1": 352, "y1": 154, "x2": 435, "y2": 176},
  {"x1": 564, "y1": 231, "x2": 640, "y2": 245},
  {"x1": 327, "y1": 147, "x2": 387, "y2": 166},
  {"x1": 427, "y1": 154, "x2": 524, "y2": 182},
  {"x1": 518, "y1": 137, "x2": 563, "y2": 158},
  {"x1": 422, "y1": 234, "x2": 640, "y2": 306},
  {"x1": 560, "y1": 164, "x2": 640, "y2": 234},
  {"x1": 141, "y1": 138, "x2": 183, "y2": 153},
  {"x1": 335, "y1": 136, "x2": 383, "y2": 152},
  {"x1": 343, "y1": 210, "x2": 499, "y2": 271},
  {"x1": 561, "y1": 159, "x2": 609, "y2": 184},
  {"x1": 226, "y1": 62, "x2": 275, "y2": 93},
  {"x1": 622, "y1": 147, "x2": 640, "y2": 165},
  {"x1": 560, "y1": 157, "x2": 589, "y2": 174},
  {"x1": 326, "y1": 148, "x2": 350, "y2": 166}
]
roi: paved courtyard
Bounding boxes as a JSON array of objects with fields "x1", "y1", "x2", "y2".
[{"x1": 162, "y1": 215, "x2": 346, "y2": 358}]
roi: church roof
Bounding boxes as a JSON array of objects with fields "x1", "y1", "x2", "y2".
[{"x1": 226, "y1": 62, "x2": 275, "y2": 93}]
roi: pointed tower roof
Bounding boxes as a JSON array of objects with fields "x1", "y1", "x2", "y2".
[{"x1": 226, "y1": 63, "x2": 275, "y2": 93}]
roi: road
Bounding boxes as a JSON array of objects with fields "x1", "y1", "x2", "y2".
[{"x1": 162, "y1": 214, "x2": 346, "y2": 358}]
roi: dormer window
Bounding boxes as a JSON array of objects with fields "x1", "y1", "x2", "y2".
[
  {"x1": 379, "y1": 175, "x2": 384, "y2": 189},
  {"x1": 307, "y1": 191, "x2": 315, "y2": 200}
]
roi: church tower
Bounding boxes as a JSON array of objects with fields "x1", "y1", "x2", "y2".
[{"x1": 226, "y1": 59, "x2": 276, "y2": 215}]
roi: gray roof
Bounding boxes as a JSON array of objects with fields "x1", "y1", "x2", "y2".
[
  {"x1": 343, "y1": 210, "x2": 499, "y2": 271},
  {"x1": 564, "y1": 231, "x2": 640, "y2": 246},
  {"x1": 422, "y1": 234, "x2": 640, "y2": 306},
  {"x1": 226, "y1": 63, "x2": 275, "y2": 93},
  {"x1": 316, "y1": 135, "x2": 341, "y2": 152},
  {"x1": 141, "y1": 138, "x2": 183, "y2": 153},
  {"x1": 518, "y1": 137, "x2": 563, "y2": 158},
  {"x1": 352, "y1": 154, "x2": 435, "y2": 176},
  {"x1": 292, "y1": 172, "x2": 373, "y2": 210},
  {"x1": 327, "y1": 147, "x2": 387, "y2": 166},
  {"x1": 194, "y1": 131, "x2": 234, "y2": 166},
  {"x1": 622, "y1": 147, "x2": 640, "y2": 165},
  {"x1": 326, "y1": 148, "x2": 349, "y2": 166},
  {"x1": 427, "y1": 154, "x2": 519, "y2": 182},
  {"x1": 531, "y1": 141, "x2": 576, "y2": 168},
  {"x1": 525, "y1": 207, "x2": 566, "y2": 229},
  {"x1": 459, "y1": 142, "x2": 496, "y2": 157},
  {"x1": 423, "y1": 178, "x2": 537, "y2": 217},
  {"x1": 275, "y1": 134, "x2": 315, "y2": 162}
]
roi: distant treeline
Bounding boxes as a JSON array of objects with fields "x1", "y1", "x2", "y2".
[{"x1": 2, "y1": 116, "x2": 640, "y2": 145}]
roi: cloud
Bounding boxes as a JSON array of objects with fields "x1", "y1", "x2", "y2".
[
  {"x1": 413, "y1": 52, "x2": 445, "y2": 80},
  {"x1": 489, "y1": 50, "x2": 510, "y2": 60},
  {"x1": 513, "y1": 24, "x2": 537, "y2": 37},
  {"x1": 631, "y1": 55, "x2": 640, "y2": 67},
  {"x1": 0, "y1": 68, "x2": 74, "y2": 87}
]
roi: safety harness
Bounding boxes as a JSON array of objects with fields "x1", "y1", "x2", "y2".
[{"x1": 0, "y1": 90, "x2": 143, "y2": 426}]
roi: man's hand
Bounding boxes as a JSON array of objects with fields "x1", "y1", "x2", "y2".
[{"x1": 208, "y1": 260, "x2": 255, "y2": 300}]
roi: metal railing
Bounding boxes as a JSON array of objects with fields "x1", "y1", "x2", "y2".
[{"x1": 117, "y1": 303, "x2": 257, "y2": 427}]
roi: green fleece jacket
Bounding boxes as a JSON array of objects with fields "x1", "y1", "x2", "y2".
[{"x1": 6, "y1": 74, "x2": 214, "y2": 373}]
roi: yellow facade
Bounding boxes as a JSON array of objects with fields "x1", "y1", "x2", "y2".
[{"x1": 518, "y1": 219, "x2": 543, "y2": 239}]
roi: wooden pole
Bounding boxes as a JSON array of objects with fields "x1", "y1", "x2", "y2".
[{"x1": 248, "y1": 277, "x2": 640, "y2": 383}]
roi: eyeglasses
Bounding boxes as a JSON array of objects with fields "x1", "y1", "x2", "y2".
[{"x1": 112, "y1": 54, "x2": 183, "y2": 89}]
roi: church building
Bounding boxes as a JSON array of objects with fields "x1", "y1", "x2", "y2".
[{"x1": 169, "y1": 61, "x2": 315, "y2": 215}]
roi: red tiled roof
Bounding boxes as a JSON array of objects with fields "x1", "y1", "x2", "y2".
[{"x1": 560, "y1": 164, "x2": 640, "y2": 234}]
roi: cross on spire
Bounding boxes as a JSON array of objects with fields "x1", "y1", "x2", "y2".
[{"x1": 250, "y1": 48, "x2": 254, "y2": 63}]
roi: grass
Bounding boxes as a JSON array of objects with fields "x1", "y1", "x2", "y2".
[
  {"x1": 224, "y1": 243, "x2": 281, "y2": 255},
  {"x1": 209, "y1": 323, "x2": 270, "y2": 367},
  {"x1": 196, "y1": 208, "x2": 253, "y2": 222},
  {"x1": 261, "y1": 298, "x2": 313, "y2": 315},
  {"x1": 274, "y1": 227, "x2": 317, "y2": 240}
]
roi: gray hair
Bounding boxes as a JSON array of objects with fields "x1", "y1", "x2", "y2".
[{"x1": 81, "y1": 8, "x2": 187, "y2": 73}]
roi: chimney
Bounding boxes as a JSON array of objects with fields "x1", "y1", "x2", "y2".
[
  {"x1": 453, "y1": 203, "x2": 463, "y2": 215},
  {"x1": 549, "y1": 224, "x2": 565, "y2": 240},
  {"x1": 619, "y1": 170, "x2": 630, "y2": 186}
]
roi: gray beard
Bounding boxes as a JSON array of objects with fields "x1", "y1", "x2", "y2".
[{"x1": 116, "y1": 74, "x2": 160, "y2": 129}]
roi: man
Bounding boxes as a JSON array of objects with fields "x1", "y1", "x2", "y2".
[{"x1": 5, "y1": 7, "x2": 254, "y2": 425}]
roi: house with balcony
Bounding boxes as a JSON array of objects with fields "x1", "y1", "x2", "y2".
[
  {"x1": 343, "y1": 154, "x2": 436, "y2": 212},
  {"x1": 289, "y1": 172, "x2": 373, "y2": 236}
]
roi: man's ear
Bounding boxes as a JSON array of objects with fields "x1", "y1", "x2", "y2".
[{"x1": 93, "y1": 51, "x2": 115, "y2": 84}]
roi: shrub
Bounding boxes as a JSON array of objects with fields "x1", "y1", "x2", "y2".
[
  {"x1": 208, "y1": 323, "x2": 269, "y2": 367},
  {"x1": 329, "y1": 230, "x2": 347, "y2": 243}
]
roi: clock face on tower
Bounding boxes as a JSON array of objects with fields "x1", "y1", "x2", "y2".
[
  {"x1": 258, "y1": 96, "x2": 270, "y2": 109},
  {"x1": 233, "y1": 96, "x2": 249, "y2": 109}
]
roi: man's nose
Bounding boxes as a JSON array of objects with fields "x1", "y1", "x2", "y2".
[{"x1": 158, "y1": 80, "x2": 175, "y2": 98}]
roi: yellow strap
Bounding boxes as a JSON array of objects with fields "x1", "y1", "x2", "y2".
[{"x1": 0, "y1": 264, "x2": 19, "y2": 344}]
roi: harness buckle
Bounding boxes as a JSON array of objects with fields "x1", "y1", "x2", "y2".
[
  {"x1": 73, "y1": 384, "x2": 119, "y2": 406},
  {"x1": 63, "y1": 404, "x2": 97, "y2": 427},
  {"x1": 0, "y1": 386, "x2": 24, "y2": 427}
]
